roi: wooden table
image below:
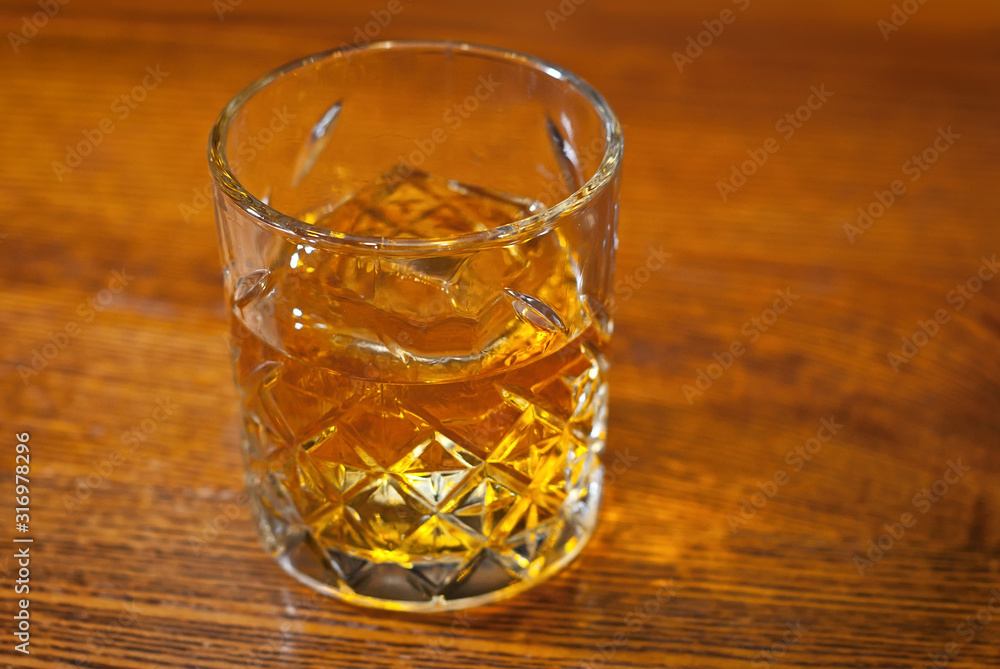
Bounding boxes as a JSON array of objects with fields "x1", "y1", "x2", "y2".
[{"x1": 2, "y1": 1, "x2": 999, "y2": 666}]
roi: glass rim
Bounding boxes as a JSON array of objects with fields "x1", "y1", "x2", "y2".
[{"x1": 208, "y1": 40, "x2": 623, "y2": 255}]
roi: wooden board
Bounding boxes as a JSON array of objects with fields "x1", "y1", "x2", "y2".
[{"x1": 1, "y1": 0, "x2": 999, "y2": 666}]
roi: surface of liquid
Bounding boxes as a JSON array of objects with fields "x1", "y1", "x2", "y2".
[{"x1": 232, "y1": 169, "x2": 607, "y2": 608}]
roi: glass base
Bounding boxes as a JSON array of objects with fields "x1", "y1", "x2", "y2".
[{"x1": 249, "y1": 468, "x2": 603, "y2": 612}]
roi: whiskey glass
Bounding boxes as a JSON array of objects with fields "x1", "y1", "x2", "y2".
[{"x1": 209, "y1": 41, "x2": 622, "y2": 611}]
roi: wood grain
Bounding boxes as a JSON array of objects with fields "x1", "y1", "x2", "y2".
[{"x1": 2, "y1": 0, "x2": 999, "y2": 667}]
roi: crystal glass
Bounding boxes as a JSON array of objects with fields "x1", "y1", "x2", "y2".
[{"x1": 208, "y1": 41, "x2": 622, "y2": 611}]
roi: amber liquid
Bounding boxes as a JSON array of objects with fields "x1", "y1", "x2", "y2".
[{"x1": 232, "y1": 169, "x2": 606, "y2": 608}]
